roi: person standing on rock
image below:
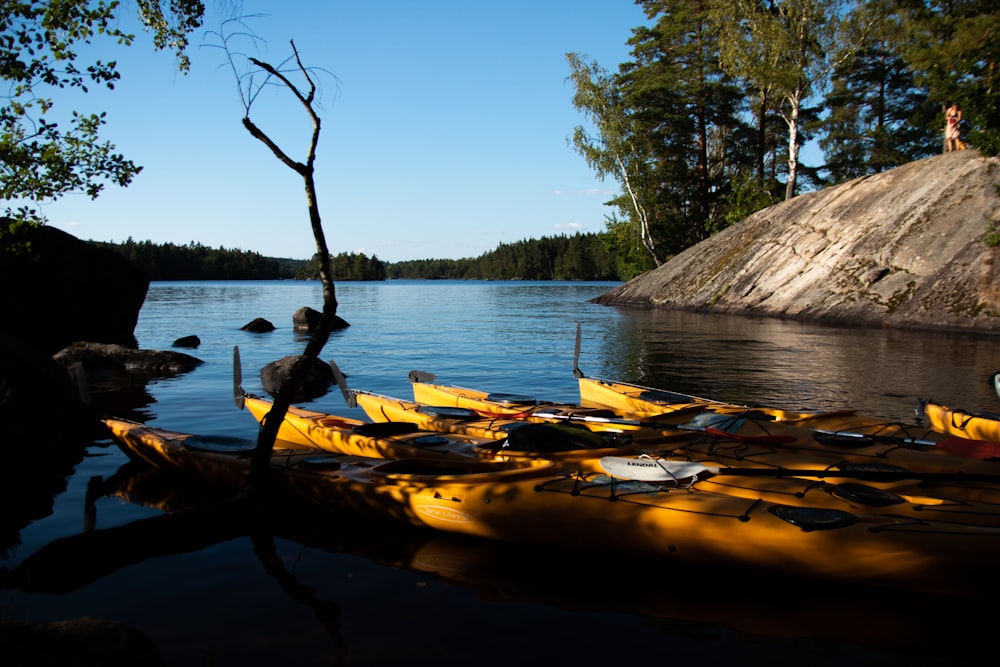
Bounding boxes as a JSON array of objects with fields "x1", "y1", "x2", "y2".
[{"x1": 945, "y1": 102, "x2": 963, "y2": 152}]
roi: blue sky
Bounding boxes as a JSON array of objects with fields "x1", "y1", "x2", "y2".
[{"x1": 30, "y1": 2, "x2": 652, "y2": 263}]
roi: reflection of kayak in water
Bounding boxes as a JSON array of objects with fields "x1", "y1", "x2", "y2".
[
  {"x1": 102, "y1": 417, "x2": 1000, "y2": 597},
  {"x1": 12, "y1": 461, "x2": 988, "y2": 650}
]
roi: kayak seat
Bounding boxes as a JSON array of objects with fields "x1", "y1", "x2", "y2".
[
  {"x1": 352, "y1": 422, "x2": 422, "y2": 437},
  {"x1": 417, "y1": 405, "x2": 481, "y2": 419},
  {"x1": 505, "y1": 423, "x2": 631, "y2": 452},
  {"x1": 183, "y1": 435, "x2": 257, "y2": 453},
  {"x1": 485, "y1": 392, "x2": 536, "y2": 405}
]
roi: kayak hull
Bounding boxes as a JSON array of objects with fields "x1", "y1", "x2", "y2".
[{"x1": 102, "y1": 418, "x2": 1000, "y2": 597}]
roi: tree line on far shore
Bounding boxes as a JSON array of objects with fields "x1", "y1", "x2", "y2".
[{"x1": 93, "y1": 232, "x2": 625, "y2": 282}]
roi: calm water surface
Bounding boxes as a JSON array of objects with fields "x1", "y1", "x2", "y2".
[{"x1": 4, "y1": 280, "x2": 999, "y2": 666}]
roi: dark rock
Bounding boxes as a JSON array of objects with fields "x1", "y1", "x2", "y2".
[
  {"x1": 260, "y1": 355, "x2": 335, "y2": 402},
  {"x1": 293, "y1": 307, "x2": 322, "y2": 332},
  {"x1": 293, "y1": 307, "x2": 350, "y2": 333},
  {"x1": 0, "y1": 221, "x2": 149, "y2": 356},
  {"x1": 241, "y1": 317, "x2": 275, "y2": 333},
  {"x1": 172, "y1": 335, "x2": 200, "y2": 348},
  {"x1": 52, "y1": 342, "x2": 203, "y2": 389},
  {"x1": 1, "y1": 617, "x2": 165, "y2": 667}
]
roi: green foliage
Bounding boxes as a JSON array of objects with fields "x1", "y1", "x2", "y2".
[
  {"x1": 970, "y1": 128, "x2": 1000, "y2": 157},
  {"x1": 0, "y1": 215, "x2": 41, "y2": 256},
  {"x1": 387, "y1": 233, "x2": 624, "y2": 281},
  {"x1": 93, "y1": 239, "x2": 288, "y2": 280},
  {"x1": 86, "y1": 235, "x2": 621, "y2": 282},
  {"x1": 722, "y1": 173, "x2": 776, "y2": 228},
  {"x1": 820, "y1": 3, "x2": 940, "y2": 181},
  {"x1": 902, "y1": 0, "x2": 1000, "y2": 154},
  {"x1": 296, "y1": 252, "x2": 388, "y2": 281},
  {"x1": 564, "y1": 0, "x2": 999, "y2": 273},
  {"x1": 0, "y1": 0, "x2": 204, "y2": 220}
]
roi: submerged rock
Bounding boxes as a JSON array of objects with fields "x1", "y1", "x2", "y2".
[
  {"x1": 52, "y1": 342, "x2": 203, "y2": 388},
  {"x1": 241, "y1": 317, "x2": 275, "y2": 333}
]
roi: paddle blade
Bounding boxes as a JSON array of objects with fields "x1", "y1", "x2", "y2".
[
  {"x1": 573, "y1": 322, "x2": 583, "y2": 379},
  {"x1": 408, "y1": 369, "x2": 436, "y2": 383},
  {"x1": 233, "y1": 346, "x2": 245, "y2": 410},
  {"x1": 600, "y1": 456, "x2": 714, "y2": 482},
  {"x1": 330, "y1": 359, "x2": 356, "y2": 408}
]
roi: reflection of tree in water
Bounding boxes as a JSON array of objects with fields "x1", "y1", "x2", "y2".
[
  {"x1": 4, "y1": 465, "x2": 352, "y2": 664},
  {"x1": 0, "y1": 440, "x2": 84, "y2": 558},
  {"x1": 250, "y1": 532, "x2": 348, "y2": 664}
]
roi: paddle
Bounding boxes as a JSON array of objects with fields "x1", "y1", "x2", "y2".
[
  {"x1": 531, "y1": 410, "x2": 800, "y2": 445},
  {"x1": 329, "y1": 359, "x2": 356, "y2": 408},
  {"x1": 234, "y1": 345, "x2": 357, "y2": 409},
  {"x1": 812, "y1": 428, "x2": 1000, "y2": 459},
  {"x1": 599, "y1": 455, "x2": 1000, "y2": 484},
  {"x1": 573, "y1": 322, "x2": 584, "y2": 379},
  {"x1": 811, "y1": 428, "x2": 939, "y2": 447},
  {"x1": 233, "y1": 346, "x2": 245, "y2": 409}
]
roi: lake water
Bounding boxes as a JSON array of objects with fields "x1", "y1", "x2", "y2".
[{"x1": 4, "y1": 280, "x2": 999, "y2": 666}]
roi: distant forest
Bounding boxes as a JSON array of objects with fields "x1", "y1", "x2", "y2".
[{"x1": 93, "y1": 232, "x2": 624, "y2": 282}]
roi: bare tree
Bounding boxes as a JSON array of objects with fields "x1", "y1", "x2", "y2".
[{"x1": 218, "y1": 25, "x2": 344, "y2": 492}]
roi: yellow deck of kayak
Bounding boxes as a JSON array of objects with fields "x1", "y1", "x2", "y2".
[
  {"x1": 577, "y1": 376, "x2": 890, "y2": 431},
  {"x1": 924, "y1": 401, "x2": 1000, "y2": 443},
  {"x1": 243, "y1": 395, "x2": 637, "y2": 468}
]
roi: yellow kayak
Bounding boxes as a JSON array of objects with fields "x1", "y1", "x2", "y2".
[
  {"x1": 278, "y1": 388, "x2": 1000, "y2": 508},
  {"x1": 241, "y1": 394, "x2": 636, "y2": 468},
  {"x1": 355, "y1": 388, "x2": 693, "y2": 445},
  {"x1": 923, "y1": 400, "x2": 1000, "y2": 448},
  {"x1": 410, "y1": 377, "x2": 1000, "y2": 465},
  {"x1": 102, "y1": 417, "x2": 1000, "y2": 597},
  {"x1": 577, "y1": 375, "x2": 891, "y2": 431}
]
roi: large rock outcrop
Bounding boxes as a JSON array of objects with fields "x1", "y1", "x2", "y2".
[{"x1": 594, "y1": 150, "x2": 1000, "y2": 333}]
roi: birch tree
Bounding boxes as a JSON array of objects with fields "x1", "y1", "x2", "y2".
[
  {"x1": 566, "y1": 52, "x2": 663, "y2": 268},
  {"x1": 712, "y1": 0, "x2": 845, "y2": 199}
]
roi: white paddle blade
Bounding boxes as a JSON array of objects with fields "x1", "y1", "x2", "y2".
[
  {"x1": 600, "y1": 456, "x2": 715, "y2": 482},
  {"x1": 329, "y1": 359, "x2": 356, "y2": 408},
  {"x1": 233, "y1": 346, "x2": 245, "y2": 410}
]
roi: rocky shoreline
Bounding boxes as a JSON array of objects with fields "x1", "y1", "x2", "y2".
[{"x1": 594, "y1": 150, "x2": 1000, "y2": 334}]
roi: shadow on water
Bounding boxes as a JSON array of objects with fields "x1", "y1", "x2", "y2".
[
  {"x1": 3, "y1": 456, "x2": 997, "y2": 665},
  {"x1": 0, "y1": 386, "x2": 155, "y2": 557}
]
